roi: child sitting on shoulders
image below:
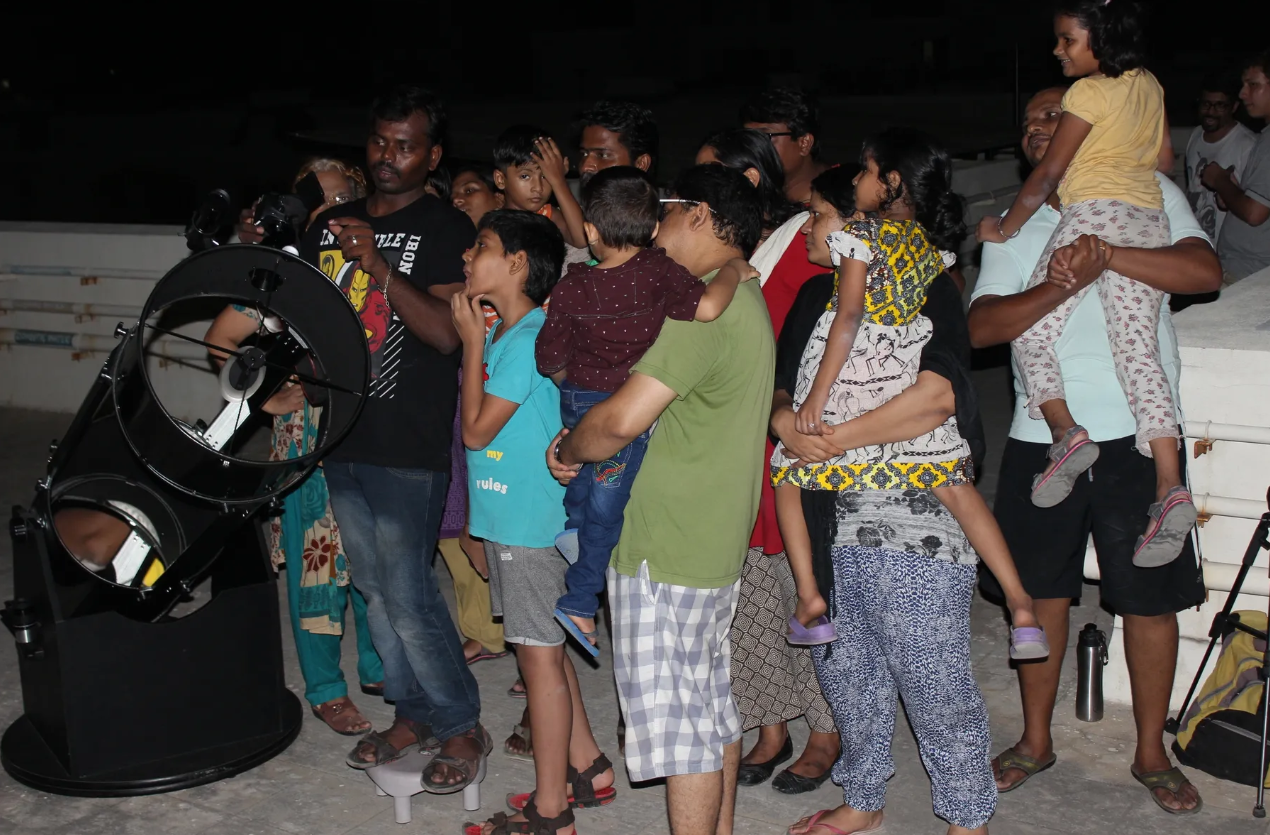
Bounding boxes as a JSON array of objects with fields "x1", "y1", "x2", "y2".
[
  {"x1": 454, "y1": 209, "x2": 614, "y2": 835},
  {"x1": 534, "y1": 166, "x2": 759, "y2": 653}
]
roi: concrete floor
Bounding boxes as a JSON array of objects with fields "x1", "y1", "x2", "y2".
[{"x1": 0, "y1": 368, "x2": 1265, "y2": 834}]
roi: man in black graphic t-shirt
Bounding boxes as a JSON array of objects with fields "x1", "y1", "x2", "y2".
[
  {"x1": 298, "y1": 85, "x2": 486, "y2": 787},
  {"x1": 306, "y1": 194, "x2": 471, "y2": 471}
]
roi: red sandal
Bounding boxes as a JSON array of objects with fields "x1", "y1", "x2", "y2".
[
  {"x1": 507, "y1": 753, "x2": 617, "y2": 812},
  {"x1": 465, "y1": 795, "x2": 576, "y2": 834}
]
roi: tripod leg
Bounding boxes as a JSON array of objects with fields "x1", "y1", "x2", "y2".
[
  {"x1": 1170, "y1": 514, "x2": 1270, "y2": 735},
  {"x1": 1258, "y1": 671, "x2": 1269, "y2": 818}
]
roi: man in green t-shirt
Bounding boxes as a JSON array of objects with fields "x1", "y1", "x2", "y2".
[{"x1": 550, "y1": 165, "x2": 774, "y2": 835}]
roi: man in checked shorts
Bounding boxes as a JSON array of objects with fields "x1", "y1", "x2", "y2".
[{"x1": 548, "y1": 163, "x2": 774, "y2": 835}]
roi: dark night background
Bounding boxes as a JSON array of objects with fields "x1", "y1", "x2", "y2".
[{"x1": 1, "y1": 3, "x2": 1259, "y2": 226}]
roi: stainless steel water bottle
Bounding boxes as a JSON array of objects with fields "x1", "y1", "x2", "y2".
[{"x1": 1076, "y1": 623, "x2": 1108, "y2": 722}]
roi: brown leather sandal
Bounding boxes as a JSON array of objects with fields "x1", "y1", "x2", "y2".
[
  {"x1": 310, "y1": 697, "x2": 372, "y2": 737},
  {"x1": 423, "y1": 724, "x2": 492, "y2": 794},
  {"x1": 345, "y1": 717, "x2": 440, "y2": 769},
  {"x1": 568, "y1": 752, "x2": 617, "y2": 807}
]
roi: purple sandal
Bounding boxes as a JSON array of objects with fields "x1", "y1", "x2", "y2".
[
  {"x1": 1010, "y1": 626, "x2": 1050, "y2": 661},
  {"x1": 1031, "y1": 426, "x2": 1100, "y2": 509},
  {"x1": 787, "y1": 616, "x2": 837, "y2": 646}
]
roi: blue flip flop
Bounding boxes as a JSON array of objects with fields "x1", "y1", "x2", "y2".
[
  {"x1": 555, "y1": 529, "x2": 579, "y2": 565},
  {"x1": 555, "y1": 608, "x2": 600, "y2": 658}
]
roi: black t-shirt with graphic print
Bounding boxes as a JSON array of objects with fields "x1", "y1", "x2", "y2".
[{"x1": 300, "y1": 194, "x2": 475, "y2": 471}]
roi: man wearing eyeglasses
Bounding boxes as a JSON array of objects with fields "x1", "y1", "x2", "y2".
[
  {"x1": 740, "y1": 87, "x2": 831, "y2": 205},
  {"x1": 548, "y1": 164, "x2": 772, "y2": 835},
  {"x1": 1184, "y1": 71, "x2": 1257, "y2": 241}
]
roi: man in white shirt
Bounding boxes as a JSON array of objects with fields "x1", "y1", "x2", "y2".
[
  {"x1": 1184, "y1": 71, "x2": 1257, "y2": 241},
  {"x1": 969, "y1": 87, "x2": 1222, "y2": 817},
  {"x1": 1210, "y1": 50, "x2": 1270, "y2": 282}
]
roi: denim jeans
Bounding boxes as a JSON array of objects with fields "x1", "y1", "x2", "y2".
[
  {"x1": 324, "y1": 462, "x2": 479, "y2": 740},
  {"x1": 557, "y1": 380, "x2": 651, "y2": 619}
]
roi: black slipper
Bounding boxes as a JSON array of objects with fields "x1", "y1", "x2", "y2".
[
  {"x1": 737, "y1": 735, "x2": 793, "y2": 787},
  {"x1": 772, "y1": 765, "x2": 833, "y2": 794}
]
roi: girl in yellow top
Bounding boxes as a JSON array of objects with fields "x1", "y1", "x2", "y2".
[{"x1": 977, "y1": 0, "x2": 1194, "y2": 569}]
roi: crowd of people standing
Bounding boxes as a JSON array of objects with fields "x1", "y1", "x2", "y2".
[{"x1": 203, "y1": 3, "x2": 1268, "y2": 832}]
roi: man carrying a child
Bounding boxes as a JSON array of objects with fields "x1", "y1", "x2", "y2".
[
  {"x1": 549, "y1": 164, "x2": 772, "y2": 835},
  {"x1": 969, "y1": 85, "x2": 1221, "y2": 815}
]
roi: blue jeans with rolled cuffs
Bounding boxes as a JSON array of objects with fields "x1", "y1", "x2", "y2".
[
  {"x1": 557, "y1": 380, "x2": 651, "y2": 620},
  {"x1": 324, "y1": 462, "x2": 479, "y2": 741}
]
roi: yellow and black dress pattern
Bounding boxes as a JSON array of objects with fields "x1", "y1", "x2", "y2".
[{"x1": 771, "y1": 217, "x2": 973, "y2": 491}]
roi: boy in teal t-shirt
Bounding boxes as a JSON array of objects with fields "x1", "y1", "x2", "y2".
[
  {"x1": 452, "y1": 209, "x2": 613, "y2": 833},
  {"x1": 465, "y1": 304, "x2": 565, "y2": 545}
]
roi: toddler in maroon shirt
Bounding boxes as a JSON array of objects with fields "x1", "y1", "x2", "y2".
[{"x1": 534, "y1": 166, "x2": 756, "y2": 651}]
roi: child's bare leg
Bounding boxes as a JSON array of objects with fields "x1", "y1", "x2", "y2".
[
  {"x1": 1038, "y1": 398, "x2": 1086, "y2": 453},
  {"x1": 562, "y1": 651, "x2": 614, "y2": 792},
  {"x1": 494, "y1": 643, "x2": 575, "y2": 834},
  {"x1": 564, "y1": 613, "x2": 597, "y2": 643},
  {"x1": 1147, "y1": 436, "x2": 1183, "y2": 502},
  {"x1": 935, "y1": 484, "x2": 1037, "y2": 629},
  {"x1": 774, "y1": 482, "x2": 826, "y2": 628},
  {"x1": 1038, "y1": 399, "x2": 1077, "y2": 441}
]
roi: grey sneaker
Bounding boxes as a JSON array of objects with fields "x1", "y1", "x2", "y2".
[
  {"x1": 1030, "y1": 426, "x2": 1100, "y2": 508},
  {"x1": 1132, "y1": 487, "x2": 1198, "y2": 568}
]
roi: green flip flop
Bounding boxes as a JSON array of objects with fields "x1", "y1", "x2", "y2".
[
  {"x1": 993, "y1": 746, "x2": 1057, "y2": 793},
  {"x1": 1131, "y1": 766, "x2": 1203, "y2": 816}
]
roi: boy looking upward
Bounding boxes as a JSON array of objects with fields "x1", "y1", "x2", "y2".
[{"x1": 455, "y1": 209, "x2": 614, "y2": 835}]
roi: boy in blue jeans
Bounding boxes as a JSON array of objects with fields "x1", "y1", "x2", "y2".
[
  {"x1": 535, "y1": 167, "x2": 757, "y2": 651},
  {"x1": 454, "y1": 209, "x2": 614, "y2": 835}
]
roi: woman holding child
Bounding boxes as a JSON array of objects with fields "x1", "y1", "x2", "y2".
[
  {"x1": 781, "y1": 135, "x2": 1002, "y2": 835},
  {"x1": 205, "y1": 158, "x2": 384, "y2": 737}
]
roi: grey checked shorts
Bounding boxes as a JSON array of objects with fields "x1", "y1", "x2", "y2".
[{"x1": 607, "y1": 562, "x2": 742, "y2": 782}]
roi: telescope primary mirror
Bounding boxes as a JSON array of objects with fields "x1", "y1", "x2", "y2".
[{"x1": 41, "y1": 244, "x2": 369, "y2": 611}]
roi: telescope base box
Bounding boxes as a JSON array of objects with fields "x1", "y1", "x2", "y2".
[
  {"x1": 2, "y1": 519, "x2": 303, "y2": 796},
  {"x1": 0, "y1": 693, "x2": 301, "y2": 797}
]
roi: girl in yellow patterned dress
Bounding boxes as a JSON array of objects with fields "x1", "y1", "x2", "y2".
[{"x1": 771, "y1": 129, "x2": 1046, "y2": 660}]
